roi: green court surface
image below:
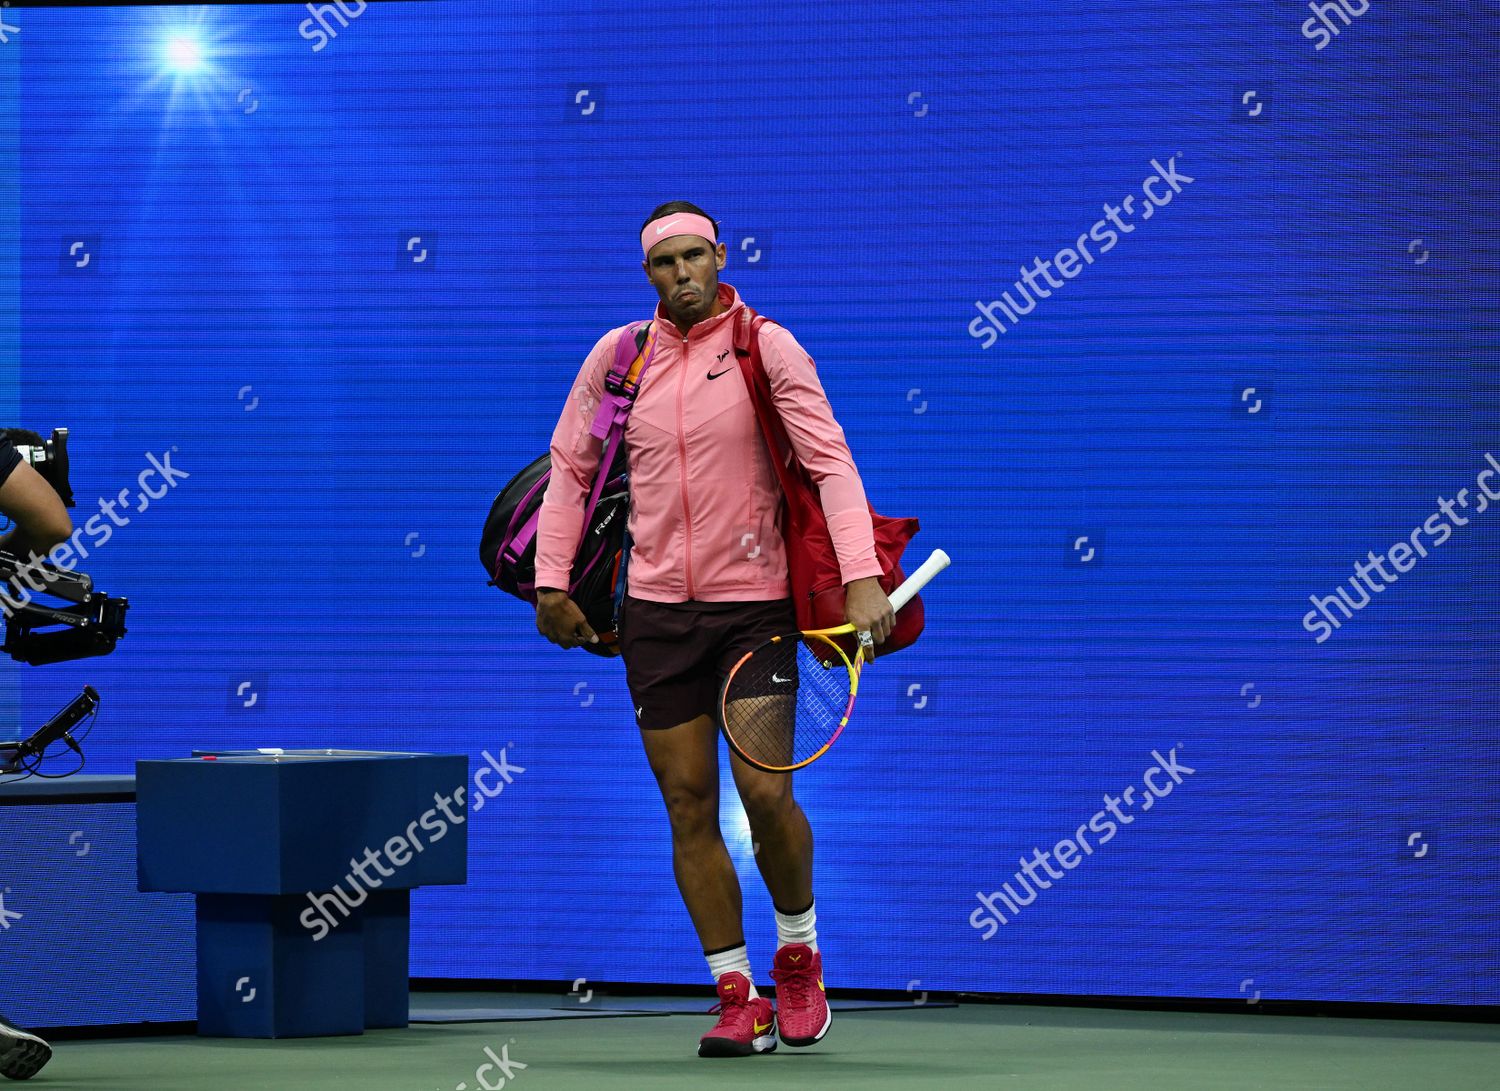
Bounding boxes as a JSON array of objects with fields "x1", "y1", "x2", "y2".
[{"x1": 40, "y1": 998, "x2": 1500, "y2": 1090}]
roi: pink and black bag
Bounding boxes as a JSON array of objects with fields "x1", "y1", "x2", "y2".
[{"x1": 480, "y1": 321, "x2": 657, "y2": 656}]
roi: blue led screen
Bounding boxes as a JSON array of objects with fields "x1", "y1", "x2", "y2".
[{"x1": 5, "y1": 1, "x2": 1498, "y2": 1005}]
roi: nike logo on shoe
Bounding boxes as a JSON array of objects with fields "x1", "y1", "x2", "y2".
[{"x1": 754, "y1": 1019, "x2": 773, "y2": 1034}]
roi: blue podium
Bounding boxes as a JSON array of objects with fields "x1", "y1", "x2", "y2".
[{"x1": 136, "y1": 750, "x2": 468, "y2": 1038}]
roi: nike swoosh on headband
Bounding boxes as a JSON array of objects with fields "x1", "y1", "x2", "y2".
[{"x1": 655, "y1": 219, "x2": 682, "y2": 235}]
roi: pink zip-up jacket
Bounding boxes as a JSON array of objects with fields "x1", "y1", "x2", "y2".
[{"x1": 535, "y1": 283, "x2": 883, "y2": 603}]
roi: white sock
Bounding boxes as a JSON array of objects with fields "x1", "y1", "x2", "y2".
[
  {"x1": 705, "y1": 943, "x2": 759, "y2": 1000},
  {"x1": 775, "y1": 901, "x2": 818, "y2": 953}
]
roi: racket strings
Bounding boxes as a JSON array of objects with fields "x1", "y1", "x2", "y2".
[{"x1": 722, "y1": 637, "x2": 855, "y2": 770}]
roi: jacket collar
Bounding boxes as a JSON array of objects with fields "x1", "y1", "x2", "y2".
[{"x1": 653, "y1": 282, "x2": 744, "y2": 338}]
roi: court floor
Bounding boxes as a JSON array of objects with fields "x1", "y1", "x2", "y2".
[{"x1": 39, "y1": 995, "x2": 1500, "y2": 1090}]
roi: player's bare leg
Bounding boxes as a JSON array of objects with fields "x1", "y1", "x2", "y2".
[
  {"x1": 640, "y1": 713, "x2": 777, "y2": 1056},
  {"x1": 729, "y1": 739, "x2": 829, "y2": 1047},
  {"x1": 727, "y1": 749, "x2": 812, "y2": 912},
  {"x1": 639, "y1": 713, "x2": 744, "y2": 951}
]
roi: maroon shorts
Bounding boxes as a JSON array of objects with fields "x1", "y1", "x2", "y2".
[{"x1": 618, "y1": 593, "x2": 797, "y2": 730}]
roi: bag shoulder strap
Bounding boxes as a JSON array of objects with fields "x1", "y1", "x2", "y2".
[
  {"x1": 591, "y1": 321, "x2": 655, "y2": 437},
  {"x1": 733, "y1": 306, "x2": 809, "y2": 499},
  {"x1": 581, "y1": 320, "x2": 656, "y2": 532},
  {"x1": 604, "y1": 320, "x2": 655, "y2": 400}
]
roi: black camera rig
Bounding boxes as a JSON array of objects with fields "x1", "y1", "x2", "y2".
[
  {"x1": 1, "y1": 549, "x2": 129, "y2": 666},
  {"x1": 0, "y1": 426, "x2": 129, "y2": 780}
]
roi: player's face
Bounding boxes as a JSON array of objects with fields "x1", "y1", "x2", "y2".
[{"x1": 643, "y1": 235, "x2": 725, "y2": 325}]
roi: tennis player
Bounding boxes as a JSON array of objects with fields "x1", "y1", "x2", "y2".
[{"x1": 534, "y1": 202, "x2": 893, "y2": 1058}]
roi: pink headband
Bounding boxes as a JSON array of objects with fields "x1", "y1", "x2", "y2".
[{"x1": 641, "y1": 212, "x2": 718, "y2": 258}]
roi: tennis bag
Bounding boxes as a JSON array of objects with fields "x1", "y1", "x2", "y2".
[
  {"x1": 732, "y1": 306, "x2": 925, "y2": 659},
  {"x1": 479, "y1": 321, "x2": 655, "y2": 657}
]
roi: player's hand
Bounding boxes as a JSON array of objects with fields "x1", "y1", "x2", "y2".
[
  {"x1": 844, "y1": 576, "x2": 893, "y2": 650},
  {"x1": 536, "y1": 590, "x2": 599, "y2": 650}
]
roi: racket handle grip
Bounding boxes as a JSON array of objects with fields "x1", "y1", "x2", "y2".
[{"x1": 888, "y1": 548, "x2": 951, "y2": 614}]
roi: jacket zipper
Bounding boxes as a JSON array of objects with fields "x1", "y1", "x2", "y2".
[{"x1": 676, "y1": 328, "x2": 694, "y2": 598}]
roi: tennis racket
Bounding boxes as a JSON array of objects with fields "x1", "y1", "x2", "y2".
[{"x1": 718, "y1": 548, "x2": 951, "y2": 773}]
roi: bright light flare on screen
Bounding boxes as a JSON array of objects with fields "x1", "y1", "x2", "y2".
[
  {"x1": 163, "y1": 35, "x2": 205, "y2": 73},
  {"x1": 139, "y1": 9, "x2": 246, "y2": 107}
]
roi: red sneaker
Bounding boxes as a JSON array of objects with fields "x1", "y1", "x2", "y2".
[
  {"x1": 770, "y1": 943, "x2": 831, "y2": 1046},
  {"x1": 698, "y1": 971, "x2": 777, "y2": 1058}
]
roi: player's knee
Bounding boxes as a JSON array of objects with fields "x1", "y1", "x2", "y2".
[
  {"x1": 739, "y1": 783, "x2": 794, "y2": 830},
  {"x1": 660, "y1": 781, "x2": 717, "y2": 838}
]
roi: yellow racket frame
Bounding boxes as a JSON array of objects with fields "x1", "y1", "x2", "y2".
[
  {"x1": 718, "y1": 623, "x2": 872, "y2": 773},
  {"x1": 716, "y1": 549, "x2": 952, "y2": 773}
]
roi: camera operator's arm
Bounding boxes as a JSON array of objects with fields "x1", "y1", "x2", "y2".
[{"x1": 0, "y1": 437, "x2": 72, "y2": 558}]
